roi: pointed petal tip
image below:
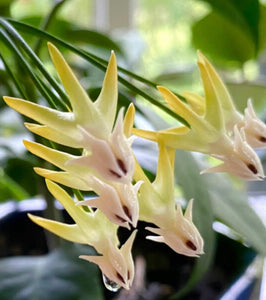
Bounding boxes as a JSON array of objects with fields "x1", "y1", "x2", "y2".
[
  {"x1": 110, "y1": 50, "x2": 117, "y2": 61},
  {"x1": 47, "y1": 42, "x2": 58, "y2": 55}
]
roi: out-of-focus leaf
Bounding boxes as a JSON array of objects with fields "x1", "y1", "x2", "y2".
[
  {"x1": 172, "y1": 150, "x2": 215, "y2": 299},
  {"x1": 0, "y1": 168, "x2": 29, "y2": 202},
  {"x1": 20, "y1": 17, "x2": 122, "y2": 53},
  {"x1": 259, "y1": 5, "x2": 266, "y2": 50},
  {"x1": 192, "y1": 11, "x2": 255, "y2": 66},
  {"x1": 4, "y1": 157, "x2": 39, "y2": 197},
  {"x1": 0, "y1": 242, "x2": 104, "y2": 300},
  {"x1": 226, "y1": 82, "x2": 266, "y2": 115},
  {"x1": 203, "y1": 172, "x2": 266, "y2": 256},
  {"x1": 200, "y1": 0, "x2": 259, "y2": 50}
]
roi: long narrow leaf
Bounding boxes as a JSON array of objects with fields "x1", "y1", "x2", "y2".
[
  {"x1": 0, "y1": 28, "x2": 57, "y2": 108},
  {"x1": 0, "y1": 19, "x2": 69, "y2": 109},
  {"x1": 5, "y1": 18, "x2": 189, "y2": 126}
]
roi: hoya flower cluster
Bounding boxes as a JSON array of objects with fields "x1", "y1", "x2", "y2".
[
  {"x1": 4, "y1": 44, "x2": 265, "y2": 291},
  {"x1": 4, "y1": 44, "x2": 141, "y2": 289},
  {"x1": 133, "y1": 52, "x2": 266, "y2": 181}
]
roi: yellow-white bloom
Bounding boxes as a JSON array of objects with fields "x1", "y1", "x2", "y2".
[
  {"x1": 134, "y1": 143, "x2": 204, "y2": 257},
  {"x1": 23, "y1": 139, "x2": 140, "y2": 228},
  {"x1": 3, "y1": 43, "x2": 141, "y2": 227},
  {"x1": 241, "y1": 99, "x2": 266, "y2": 148},
  {"x1": 133, "y1": 52, "x2": 265, "y2": 181},
  {"x1": 3, "y1": 43, "x2": 135, "y2": 183},
  {"x1": 28, "y1": 179, "x2": 137, "y2": 290}
]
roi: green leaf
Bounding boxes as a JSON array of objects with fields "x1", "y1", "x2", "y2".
[
  {"x1": 258, "y1": 4, "x2": 266, "y2": 50},
  {"x1": 0, "y1": 168, "x2": 30, "y2": 201},
  {"x1": 200, "y1": 0, "x2": 259, "y2": 50},
  {"x1": 192, "y1": 11, "x2": 256, "y2": 65},
  {"x1": 204, "y1": 172, "x2": 266, "y2": 256},
  {"x1": 172, "y1": 150, "x2": 215, "y2": 299},
  {"x1": 226, "y1": 82, "x2": 266, "y2": 114},
  {"x1": 0, "y1": 243, "x2": 104, "y2": 300}
]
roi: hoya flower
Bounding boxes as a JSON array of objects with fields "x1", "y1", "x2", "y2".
[
  {"x1": 192, "y1": 51, "x2": 266, "y2": 149},
  {"x1": 3, "y1": 43, "x2": 135, "y2": 183},
  {"x1": 133, "y1": 52, "x2": 265, "y2": 181},
  {"x1": 23, "y1": 139, "x2": 140, "y2": 228},
  {"x1": 242, "y1": 99, "x2": 266, "y2": 149},
  {"x1": 28, "y1": 179, "x2": 137, "y2": 290},
  {"x1": 133, "y1": 142, "x2": 204, "y2": 257}
]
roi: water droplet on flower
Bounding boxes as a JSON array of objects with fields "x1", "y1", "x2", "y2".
[{"x1": 102, "y1": 274, "x2": 121, "y2": 292}]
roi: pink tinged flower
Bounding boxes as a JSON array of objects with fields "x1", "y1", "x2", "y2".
[
  {"x1": 76, "y1": 181, "x2": 142, "y2": 229},
  {"x1": 3, "y1": 43, "x2": 134, "y2": 183},
  {"x1": 68, "y1": 108, "x2": 135, "y2": 183},
  {"x1": 23, "y1": 140, "x2": 141, "y2": 228},
  {"x1": 80, "y1": 230, "x2": 137, "y2": 290},
  {"x1": 28, "y1": 179, "x2": 137, "y2": 290},
  {"x1": 242, "y1": 99, "x2": 266, "y2": 148},
  {"x1": 202, "y1": 125, "x2": 265, "y2": 180},
  {"x1": 134, "y1": 143, "x2": 204, "y2": 257},
  {"x1": 132, "y1": 52, "x2": 265, "y2": 181},
  {"x1": 146, "y1": 200, "x2": 204, "y2": 257}
]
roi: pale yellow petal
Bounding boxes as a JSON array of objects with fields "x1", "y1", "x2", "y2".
[
  {"x1": 94, "y1": 51, "x2": 118, "y2": 131},
  {"x1": 48, "y1": 43, "x2": 107, "y2": 137},
  {"x1": 123, "y1": 103, "x2": 135, "y2": 138},
  {"x1": 28, "y1": 213, "x2": 87, "y2": 244},
  {"x1": 45, "y1": 179, "x2": 96, "y2": 230},
  {"x1": 34, "y1": 168, "x2": 90, "y2": 190},
  {"x1": 197, "y1": 55, "x2": 224, "y2": 132},
  {"x1": 132, "y1": 128, "x2": 159, "y2": 142},
  {"x1": 3, "y1": 97, "x2": 78, "y2": 136},
  {"x1": 197, "y1": 51, "x2": 236, "y2": 117},
  {"x1": 182, "y1": 91, "x2": 205, "y2": 115},
  {"x1": 153, "y1": 143, "x2": 175, "y2": 210},
  {"x1": 157, "y1": 86, "x2": 214, "y2": 139},
  {"x1": 24, "y1": 123, "x2": 81, "y2": 148},
  {"x1": 23, "y1": 140, "x2": 77, "y2": 171}
]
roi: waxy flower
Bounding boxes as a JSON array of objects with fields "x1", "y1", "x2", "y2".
[
  {"x1": 242, "y1": 99, "x2": 266, "y2": 149},
  {"x1": 4, "y1": 43, "x2": 141, "y2": 227},
  {"x1": 3, "y1": 43, "x2": 135, "y2": 183},
  {"x1": 28, "y1": 179, "x2": 137, "y2": 290},
  {"x1": 23, "y1": 139, "x2": 140, "y2": 228},
  {"x1": 133, "y1": 142, "x2": 204, "y2": 257},
  {"x1": 133, "y1": 52, "x2": 265, "y2": 181}
]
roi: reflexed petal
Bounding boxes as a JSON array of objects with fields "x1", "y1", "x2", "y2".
[
  {"x1": 48, "y1": 43, "x2": 108, "y2": 138},
  {"x1": 197, "y1": 53, "x2": 224, "y2": 132},
  {"x1": 94, "y1": 51, "x2": 118, "y2": 132},
  {"x1": 132, "y1": 128, "x2": 159, "y2": 143},
  {"x1": 28, "y1": 213, "x2": 87, "y2": 244},
  {"x1": 45, "y1": 179, "x2": 96, "y2": 231},
  {"x1": 157, "y1": 86, "x2": 216, "y2": 141},
  {"x1": 197, "y1": 51, "x2": 236, "y2": 119},
  {"x1": 3, "y1": 96, "x2": 79, "y2": 138},
  {"x1": 182, "y1": 91, "x2": 205, "y2": 115},
  {"x1": 152, "y1": 144, "x2": 175, "y2": 209},
  {"x1": 123, "y1": 103, "x2": 135, "y2": 138},
  {"x1": 24, "y1": 123, "x2": 81, "y2": 148},
  {"x1": 34, "y1": 168, "x2": 91, "y2": 191},
  {"x1": 23, "y1": 140, "x2": 84, "y2": 174}
]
